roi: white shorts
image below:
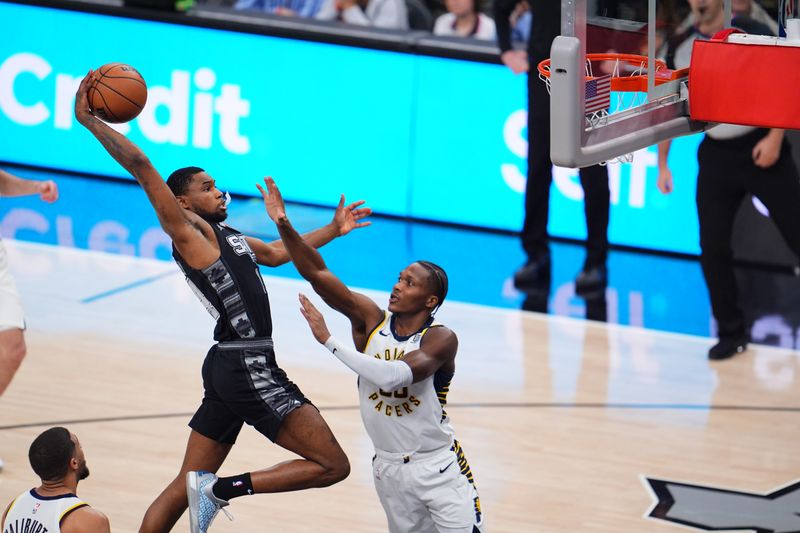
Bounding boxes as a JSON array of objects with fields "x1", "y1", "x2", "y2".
[
  {"x1": 372, "y1": 441, "x2": 485, "y2": 533},
  {"x1": 0, "y1": 241, "x2": 25, "y2": 330}
]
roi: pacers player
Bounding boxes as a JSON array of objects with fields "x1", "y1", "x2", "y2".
[
  {"x1": 0, "y1": 168, "x2": 58, "y2": 397},
  {"x1": 1, "y1": 427, "x2": 110, "y2": 533},
  {"x1": 74, "y1": 72, "x2": 365, "y2": 532},
  {"x1": 260, "y1": 177, "x2": 484, "y2": 532}
]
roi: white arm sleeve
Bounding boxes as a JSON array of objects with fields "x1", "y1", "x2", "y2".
[{"x1": 324, "y1": 336, "x2": 413, "y2": 390}]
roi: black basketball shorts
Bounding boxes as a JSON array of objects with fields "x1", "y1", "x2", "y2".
[{"x1": 189, "y1": 338, "x2": 310, "y2": 444}]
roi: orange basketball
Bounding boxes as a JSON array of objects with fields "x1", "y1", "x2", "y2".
[{"x1": 88, "y1": 63, "x2": 147, "y2": 123}]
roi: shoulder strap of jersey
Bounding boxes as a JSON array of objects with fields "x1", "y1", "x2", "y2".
[
  {"x1": 59, "y1": 500, "x2": 89, "y2": 525},
  {"x1": 364, "y1": 310, "x2": 389, "y2": 348},
  {"x1": 420, "y1": 321, "x2": 444, "y2": 337},
  {"x1": 4, "y1": 494, "x2": 20, "y2": 520}
]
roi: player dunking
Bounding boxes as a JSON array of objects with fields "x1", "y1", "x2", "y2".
[
  {"x1": 259, "y1": 177, "x2": 485, "y2": 532},
  {"x1": 74, "y1": 72, "x2": 365, "y2": 532}
]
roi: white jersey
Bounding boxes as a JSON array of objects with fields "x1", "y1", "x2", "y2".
[
  {"x1": 360, "y1": 312, "x2": 456, "y2": 454},
  {"x1": 3, "y1": 489, "x2": 88, "y2": 533}
]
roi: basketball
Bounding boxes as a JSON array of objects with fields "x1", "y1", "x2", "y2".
[{"x1": 88, "y1": 63, "x2": 147, "y2": 123}]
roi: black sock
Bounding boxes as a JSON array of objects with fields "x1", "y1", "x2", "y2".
[{"x1": 212, "y1": 473, "x2": 253, "y2": 501}]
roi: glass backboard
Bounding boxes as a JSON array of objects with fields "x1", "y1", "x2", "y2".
[{"x1": 550, "y1": 0, "x2": 717, "y2": 167}]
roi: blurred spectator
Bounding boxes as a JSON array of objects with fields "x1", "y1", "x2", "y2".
[
  {"x1": 433, "y1": 0, "x2": 496, "y2": 40},
  {"x1": 315, "y1": 0, "x2": 409, "y2": 28},
  {"x1": 675, "y1": 0, "x2": 778, "y2": 35},
  {"x1": 233, "y1": 0, "x2": 326, "y2": 18}
]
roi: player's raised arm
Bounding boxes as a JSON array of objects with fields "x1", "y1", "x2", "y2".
[
  {"x1": 258, "y1": 178, "x2": 382, "y2": 344},
  {"x1": 74, "y1": 72, "x2": 182, "y2": 233},
  {"x1": 74, "y1": 71, "x2": 216, "y2": 266},
  {"x1": 245, "y1": 193, "x2": 372, "y2": 267}
]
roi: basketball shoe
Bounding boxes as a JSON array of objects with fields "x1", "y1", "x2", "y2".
[{"x1": 187, "y1": 471, "x2": 233, "y2": 533}]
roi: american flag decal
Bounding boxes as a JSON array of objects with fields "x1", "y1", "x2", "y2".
[{"x1": 585, "y1": 75, "x2": 612, "y2": 114}]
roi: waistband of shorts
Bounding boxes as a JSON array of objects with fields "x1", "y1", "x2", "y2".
[
  {"x1": 216, "y1": 337, "x2": 274, "y2": 350},
  {"x1": 373, "y1": 443, "x2": 454, "y2": 465}
]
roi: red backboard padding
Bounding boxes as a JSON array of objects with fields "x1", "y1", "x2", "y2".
[{"x1": 689, "y1": 34, "x2": 800, "y2": 129}]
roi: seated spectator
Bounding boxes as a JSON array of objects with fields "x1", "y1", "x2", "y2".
[
  {"x1": 233, "y1": 0, "x2": 325, "y2": 18},
  {"x1": 315, "y1": 0, "x2": 409, "y2": 28},
  {"x1": 433, "y1": 0, "x2": 496, "y2": 39}
]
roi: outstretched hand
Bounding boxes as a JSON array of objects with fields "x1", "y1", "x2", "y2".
[
  {"x1": 333, "y1": 195, "x2": 372, "y2": 236},
  {"x1": 255, "y1": 177, "x2": 287, "y2": 223},
  {"x1": 299, "y1": 293, "x2": 331, "y2": 344},
  {"x1": 74, "y1": 70, "x2": 97, "y2": 126},
  {"x1": 37, "y1": 180, "x2": 59, "y2": 203}
]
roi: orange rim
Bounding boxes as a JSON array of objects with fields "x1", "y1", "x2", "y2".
[{"x1": 537, "y1": 53, "x2": 672, "y2": 93}]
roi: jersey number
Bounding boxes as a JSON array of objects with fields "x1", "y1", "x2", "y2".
[{"x1": 379, "y1": 387, "x2": 408, "y2": 398}]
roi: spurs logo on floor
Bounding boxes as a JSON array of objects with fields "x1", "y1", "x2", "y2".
[{"x1": 644, "y1": 477, "x2": 800, "y2": 532}]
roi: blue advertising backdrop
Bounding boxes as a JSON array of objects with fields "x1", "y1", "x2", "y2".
[{"x1": 0, "y1": 1, "x2": 704, "y2": 254}]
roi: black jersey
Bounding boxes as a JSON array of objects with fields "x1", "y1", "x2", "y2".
[{"x1": 173, "y1": 223, "x2": 272, "y2": 341}]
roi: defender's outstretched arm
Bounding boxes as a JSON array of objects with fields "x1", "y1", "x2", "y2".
[
  {"x1": 246, "y1": 194, "x2": 371, "y2": 267},
  {"x1": 258, "y1": 178, "x2": 382, "y2": 347}
]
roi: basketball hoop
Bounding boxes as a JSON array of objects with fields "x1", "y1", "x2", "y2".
[
  {"x1": 538, "y1": 52, "x2": 677, "y2": 164},
  {"x1": 537, "y1": 52, "x2": 669, "y2": 95}
]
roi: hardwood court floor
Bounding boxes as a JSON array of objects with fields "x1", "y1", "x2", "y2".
[{"x1": 1, "y1": 240, "x2": 798, "y2": 532}]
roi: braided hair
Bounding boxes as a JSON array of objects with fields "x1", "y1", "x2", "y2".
[{"x1": 415, "y1": 260, "x2": 448, "y2": 315}]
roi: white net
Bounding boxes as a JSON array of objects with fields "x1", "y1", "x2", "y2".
[
  {"x1": 539, "y1": 55, "x2": 651, "y2": 165},
  {"x1": 539, "y1": 55, "x2": 651, "y2": 122}
]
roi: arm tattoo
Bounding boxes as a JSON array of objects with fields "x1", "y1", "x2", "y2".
[{"x1": 87, "y1": 118, "x2": 148, "y2": 177}]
